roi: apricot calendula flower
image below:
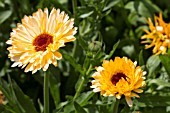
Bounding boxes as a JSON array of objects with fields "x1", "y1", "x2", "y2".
[
  {"x1": 141, "y1": 12, "x2": 170, "y2": 55},
  {"x1": 6, "y1": 8, "x2": 77, "y2": 74},
  {"x1": 90, "y1": 57, "x2": 146, "y2": 107}
]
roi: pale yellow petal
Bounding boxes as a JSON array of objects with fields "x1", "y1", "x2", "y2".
[
  {"x1": 7, "y1": 8, "x2": 77, "y2": 74},
  {"x1": 125, "y1": 96, "x2": 133, "y2": 107}
]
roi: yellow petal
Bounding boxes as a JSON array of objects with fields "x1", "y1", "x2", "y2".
[{"x1": 125, "y1": 96, "x2": 133, "y2": 107}]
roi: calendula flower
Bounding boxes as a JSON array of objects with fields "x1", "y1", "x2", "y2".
[
  {"x1": 6, "y1": 8, "x2": 77, "y2": 74},
  {"x1": 90, "y1": 57, "x2": 146, "y2": 107},
  {"x1": 141, "y1": 12, "x2": 170, "y2": 55}
]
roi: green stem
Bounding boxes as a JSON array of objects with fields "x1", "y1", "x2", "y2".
[
  {"x1": 73, "y1": 64, "x2": 93, "y2": 100},
  {"x1": 44, "y1": 72, "x2": 49, "y2": 113},
  {"x1": 113, "y1": 99, "x2": 120, "y2": 113},
  {"x1": 86, "y1": 64, "x2": 92, "y2": 76},
  {"x1": 72, "y1": 0, "x2": 77, "y2": 18},
  {"x1": 72, "y1": 0, "x2": 78, "y2": 57},
  {"x1": 72, "y1": 40, "x2": 78, "y2": 57},
  {"x1": 73, "y1": 76, "x2": 85, "y2": 100}
]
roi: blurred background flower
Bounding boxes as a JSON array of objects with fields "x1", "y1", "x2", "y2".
[{"x1": 141, "y1": 13, "x2": 170, "y2": 55}]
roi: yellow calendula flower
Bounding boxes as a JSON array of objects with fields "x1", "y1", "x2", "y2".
[
  {"x1": 6, "y1": 8, "x2": 77, "y2": 74},
  {"x1": 90, "y1": 57, "x2": 146, "y2": 107},
  {"x1": 141, "y1": 12, "x2": 170, "y2": 55}
]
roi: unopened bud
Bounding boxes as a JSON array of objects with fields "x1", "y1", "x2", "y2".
[{"x1": 88, "y1": 41, "x2": 102, "y2": 52}]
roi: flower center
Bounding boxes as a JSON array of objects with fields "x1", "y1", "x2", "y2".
[
  {"x1": 111, "y1": 73, "x2": 127, "y2": 85},
  {"x1": 33, "y1": 33, "x2": 53, "y2": 51}
]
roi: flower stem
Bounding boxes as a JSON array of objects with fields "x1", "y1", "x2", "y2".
[
  {"x1": 73, "y1": 64, "x2": 92, "y2": 100},
  {"x1": 86, "y1": 64, "x2": 92, "y2": 76},
  {"x1": 44, "y1": 72, "x2": 49, "y2": 113},
  {"x1": 113, "y1": 98, "x2": 120, "y2": 113},
  {"x1": 73, "y1": 76, "x2": 85, "y2": 100},
  {"x1": 72, "y1": 0, "x2": 77, "y2": 18},
  {"x1": 72, "y1": 0, "x2": 78, "y2": 58}
]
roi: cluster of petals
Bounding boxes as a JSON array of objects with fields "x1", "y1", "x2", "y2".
[
  {"x1": 141, "y1": 12, "x2": 170, "y2": 55},
  {"x1": 91, "y1": 57, "x2": 146, "y2": 107},
  {"x1": 6, "y1": 8, "x2": 77, "y2": 74}
]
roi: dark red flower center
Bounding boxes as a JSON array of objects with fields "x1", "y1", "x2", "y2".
[
  {"x1": 33, "y1": 33, "x2": 53, "y2": 51},
  {"x1": 111, "y1": 73, "x2": 127, "y2": 85}
]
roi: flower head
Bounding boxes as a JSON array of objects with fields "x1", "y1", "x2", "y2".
[
  {"x1": 90, "y1": 57, "x2": 146, "y2": 107},
  {"x1": 141, "y1": 12, "x2": 170, "y2": 55},
  {"x1": 6, "y1": 8, "x2": 77, "y2": 74}
]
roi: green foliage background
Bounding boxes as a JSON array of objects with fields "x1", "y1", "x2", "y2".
[{"x1": 0, "y1": 0, "x2": 170, "y2": 113}]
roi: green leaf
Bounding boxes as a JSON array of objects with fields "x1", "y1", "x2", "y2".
[
  {"x1": 74, "y1": 101, "x2": 87, "y2": 113},
  {"x1": 79, "y1": 11, "x2": 94, "y2": 18},
  {"x1": 138, "y1": 94, "x2": 170, "y2": 107},
  {"x1": 0, "y1": 1, "x2": 5, "y2": 7},
  {"x1": 49, "y1": 66, "x2": 60, "y2": 107},
  {"x1": 146, "y1": 55, "x2": 160, "y2": 77},
  {"x1": 62, "y1": 53, "x2": 85, "y2": 76},
  {"x1": 125, "y1": 1, "x2": 135, "y2": 12},
  {"x1": 159, "y1": 55, "x2": 170, "y2": 76},
  {"x1": 103, "y1": 0, "x2": 120, "y2": 11},
  {"x1": 3, "y1": 105, "x2": 18, "y2": 113},
  {"x1": 75, "y1": 91, "x2": 94, "y2": 106},
  {"x1": 78, "y1": 36, "x2": 88, "y2": 51},
  {"x1": 149, "y1": 79, "x2": 170, "y2": 88},
  {"x1": 0, "y1": 78, "x2": 22, "y2": 113},
  {"x1": 0, "y1": 78, "x2": 13, "y2": 103},
  {"x1": 63, "y1": 101, "x2": 75, "y2": 113},
  {"x1": 141, "y1": 0, "x2": 161, "y2": 15},
  {"x1": 137, "y1": 1, "x2": 151, "y2": 17},
  {"x1": 127, "y1": 11, "x2": 139, "y2": 26},
  {"x1": 7, "y1": 76, "x2": 25, "y2": 113},
  {"x1": 135, "y1": 25, "x2": 148, "y2": 38},
  {"x1": 0, "y1": 76, "x2": 38, "y2": 113},
  {"x1": 105, "y1": 40, "x2": 120, "y2": 60},
  {"x1": 79, "y1": 20, "x2": 92, "y2": 36},
  {"x1": 0, "y1": 10, "x2": 12, "y2": 24},
  {"x1": 12, "y1": 81, "x2": 38, "y2": 113},
  {"x1": 122, "y1": 45, "x2": 135, "y2": 57},
  {"x1": 37, "y1": 99, "x2": 43, "y2": 113}
]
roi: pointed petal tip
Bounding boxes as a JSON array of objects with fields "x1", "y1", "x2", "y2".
[{"x1": 125, "y1": 96, "x2": 133, "y2": 107}]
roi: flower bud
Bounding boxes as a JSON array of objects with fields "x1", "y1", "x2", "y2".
[{"x1": 88, "y1": 41, "x2": 102, "y2": 52}]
